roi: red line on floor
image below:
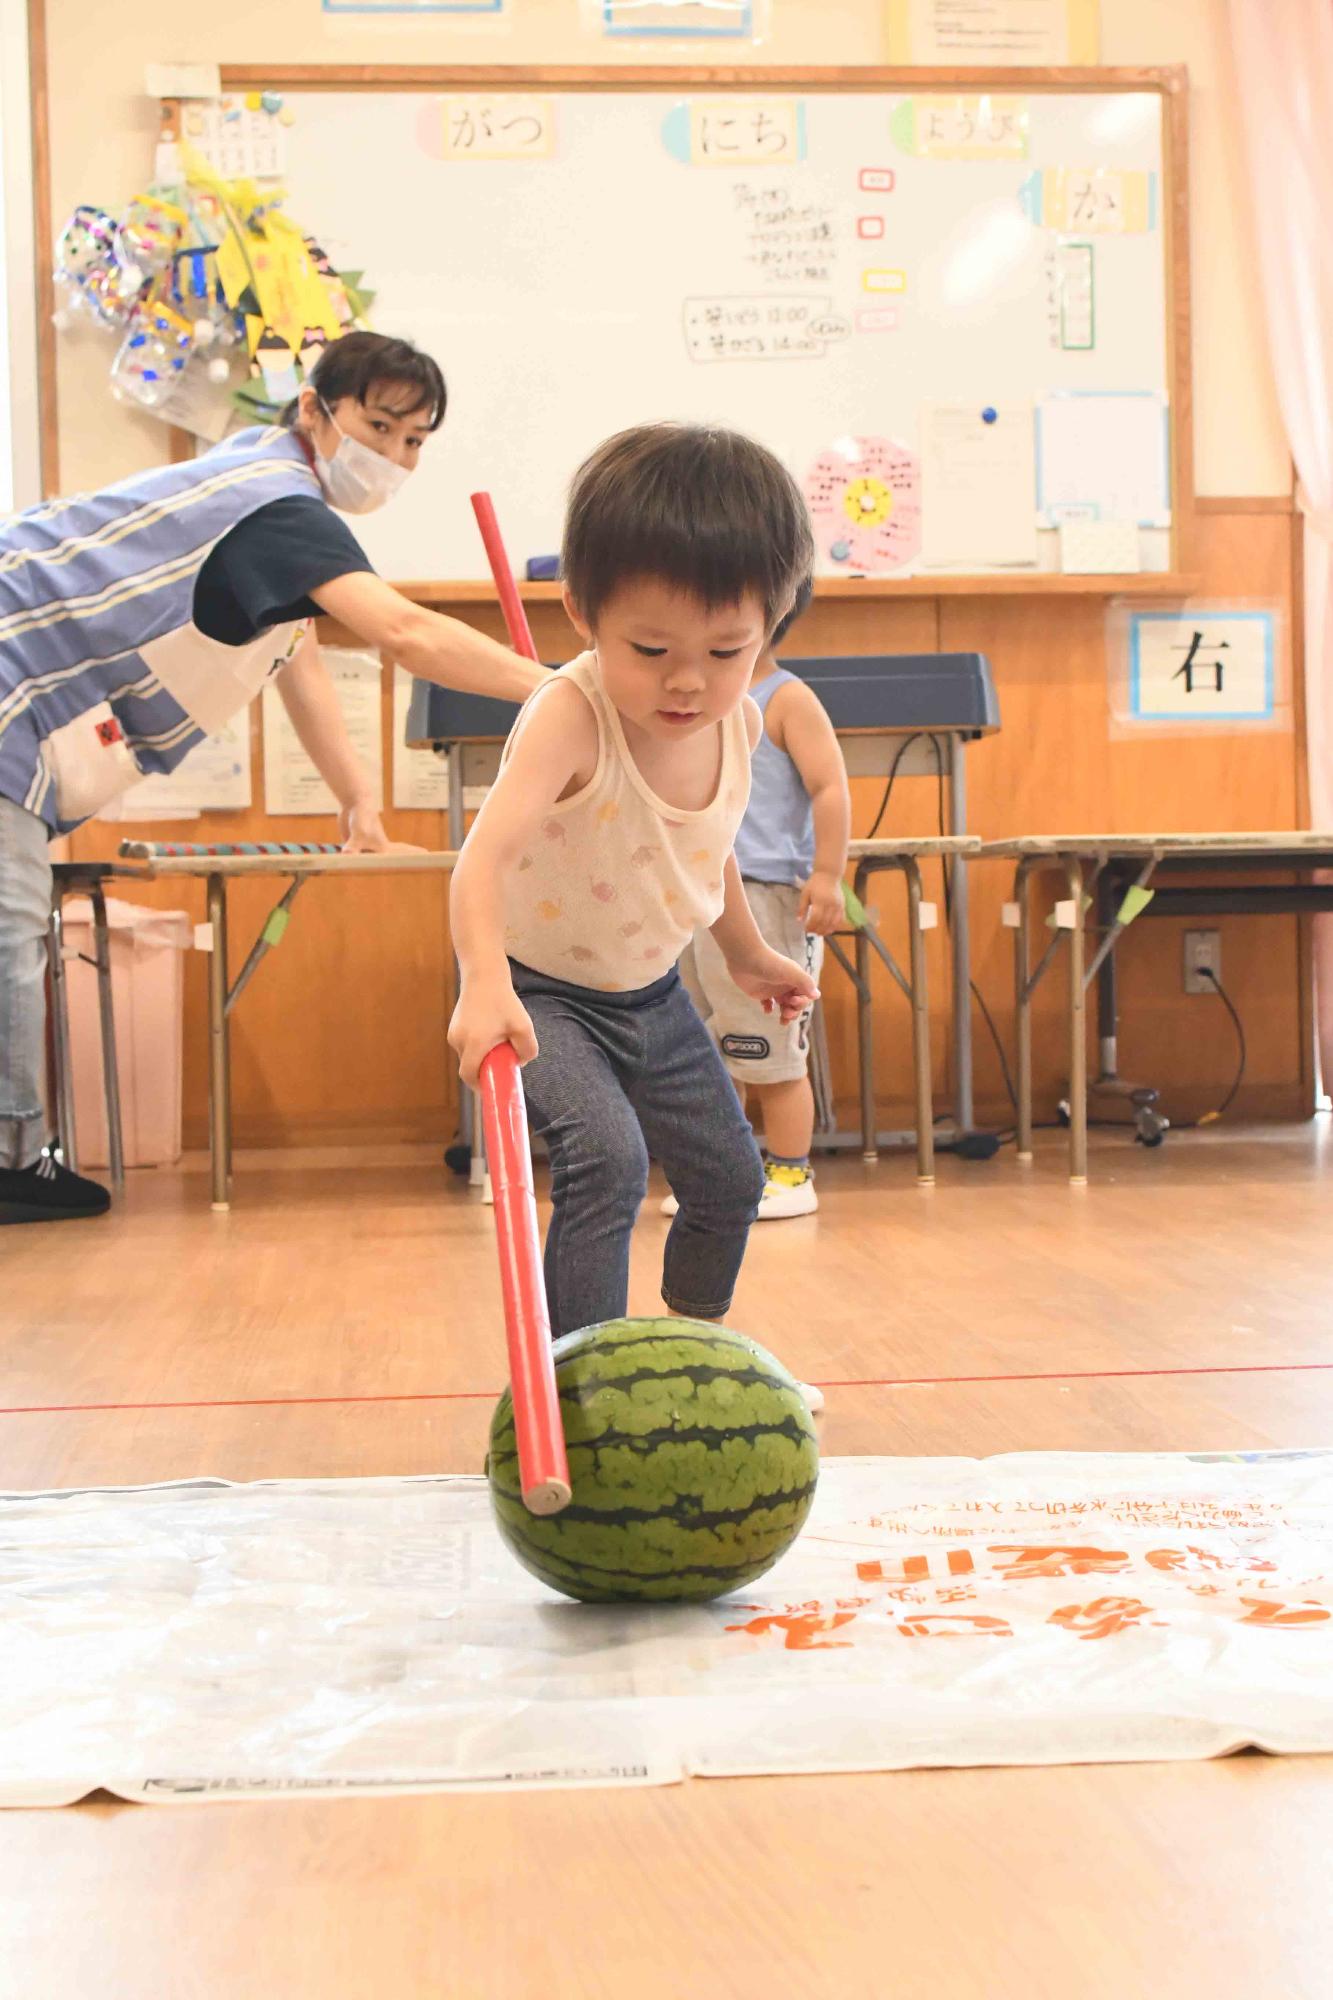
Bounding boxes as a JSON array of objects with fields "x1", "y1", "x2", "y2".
[
  {"x1": 0, "y1": 1389, "x2": 499, "y2": 1417},
  {"x1": 820, "y1": 1361, "x2": 1333, "y2": 1390},
  {"x1": 2, "y1": 1358, "x2": 1333, "y2": 1419}
]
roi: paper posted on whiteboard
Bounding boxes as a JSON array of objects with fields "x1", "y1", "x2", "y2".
[
  {"x1": 920, "y1": 404, "x2": 1039, "y2": 568},
  {"x1": 1037, "y1": 391, "x2": 1169, "y2": 528}
]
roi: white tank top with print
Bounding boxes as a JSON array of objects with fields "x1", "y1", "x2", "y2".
[{"x1": 502, "y1": 650, "x2": 751, "y2": 993}]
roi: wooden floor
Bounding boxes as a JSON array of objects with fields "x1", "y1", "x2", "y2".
[{"x1": 3, "y1": 1125, "x2": 1333, "y2": 1999}]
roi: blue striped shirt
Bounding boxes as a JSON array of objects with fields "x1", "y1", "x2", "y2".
[{"x1": 0, "y1": 427, "x2": 322, "y2": 832}]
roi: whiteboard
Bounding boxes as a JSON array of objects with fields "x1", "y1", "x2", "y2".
[{"x1": 275, "y1": 83, "x2": 1171, "y2": 581}]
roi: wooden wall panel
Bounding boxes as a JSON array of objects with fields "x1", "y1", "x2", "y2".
[
  {"x1": 940, "y1": 509, "x2": 1306, "y2": 1129},
  {"x1": 68, "y1": 510, "x2": 1307, "y2": 1151}
]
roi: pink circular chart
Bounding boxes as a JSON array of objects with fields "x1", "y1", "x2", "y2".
[{"x1": 805, "y1": 436, "x2": 922, "y2": 573}]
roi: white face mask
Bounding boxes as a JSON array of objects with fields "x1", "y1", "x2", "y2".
[{"x1": 310, "y1": 399, "x2": 410, "y2": 515}]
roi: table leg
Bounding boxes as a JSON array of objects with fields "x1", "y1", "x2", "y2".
[
  {"x1": 1065, "y1": 856, "x2": 1088, "y2": 1185},
  {"x1": 88, "y1": 884, "x2": 125, "y2": 1193},
  {"x1": 446, "y1": 741, "x2": 479, "y2": 1178},
  {"x1": 1015, "y1": 860, "x2": 1033, "y2": 1163},
  {"x1": 1096, "y1": 866, "x2": 1120, "y2": 1083},
  {"x1": 948, "y1": 738, "x2": 974, "y2": 1132},
  {"x1": 852, "y1": 861, "x2": 877, "y2": 1163},
  {"x1": 904, "y1": 860, "x2": 935, "y2": 1186},
  {"x1": 206, "y1": 873, "x2": 231, "y2": 1211},
  {"x1": 46, "y1": 896, "x2": 78, "y2": 1172}
]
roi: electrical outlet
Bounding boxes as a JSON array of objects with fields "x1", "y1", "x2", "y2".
[{"x1": 1183, "y1": 929, "x2": 1222, "y2": 995}]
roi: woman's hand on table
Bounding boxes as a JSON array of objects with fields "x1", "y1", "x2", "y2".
[{"x1": 338, "y1": 801, "x2": 426, "y2": 856}]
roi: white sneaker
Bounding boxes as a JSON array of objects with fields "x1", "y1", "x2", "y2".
[
  {"x1": 798, "y1": 1381, "x2": 826, "y2": 1416},
  {"x1": 755, "y1": 1168, "x2": 818, "y2": 1220}
]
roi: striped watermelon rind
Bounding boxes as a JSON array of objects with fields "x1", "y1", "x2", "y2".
[{"x1": 487, "y1": 1316, "x2": 820, "y2": 1603}]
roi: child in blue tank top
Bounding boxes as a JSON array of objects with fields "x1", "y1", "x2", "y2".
[{"x1": 671, "y1": 578, "x2": 851, "y2": 1219}]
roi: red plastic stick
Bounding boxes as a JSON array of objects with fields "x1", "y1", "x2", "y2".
[
  {"x1": 470, "y1": 491, "x2": 540, "y2": 663},
  {"x1": 479, "y1": 1043, "x2": 572, "y2": 1515}
]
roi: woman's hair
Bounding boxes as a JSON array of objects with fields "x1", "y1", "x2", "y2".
[
  {"x1": 562, "y1": 423, "x2": 816, "y2": 635},
  {"x1": 281, "y1": 331, "x2": 447, "y2": 431}
]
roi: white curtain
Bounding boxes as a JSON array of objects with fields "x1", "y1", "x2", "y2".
[{"x1": 1228, "y1": 0, "x2": 1333, "y2": 1082}]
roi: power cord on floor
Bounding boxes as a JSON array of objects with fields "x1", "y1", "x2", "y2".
[
  {"x1": 970, "y1": 976, "x2": 1019, "y2": 1112},
  {"x1": 1181, "y1": 966, "x2": 1247, "y2": 1126}
]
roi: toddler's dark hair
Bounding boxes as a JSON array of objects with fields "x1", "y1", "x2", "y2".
[
  {"x1": 770, "y1": 572, "x2": 814, "y2": 647},
  {"x1": 563, "y1": 423, "x2": 815, "y2": 635}
]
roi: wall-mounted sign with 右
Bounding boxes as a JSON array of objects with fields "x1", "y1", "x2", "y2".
[
  {"x1": 661, "y1": 98, "x2": 806, "y2": 167},
  {"x1": 890, "y1": 96, "x2": 1029, "y2": 161},
  {"x1": 1127, "y1": 611, "x2": 1277, "y2": 725}
]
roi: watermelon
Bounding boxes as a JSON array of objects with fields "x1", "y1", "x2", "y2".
[{"x1": 486, "y1": 1316, "x2": 819, "y2": 1603}]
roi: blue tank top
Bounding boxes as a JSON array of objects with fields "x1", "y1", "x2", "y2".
[{"x1": 733, "y1": 668, "x2": 815, "y2": 886}]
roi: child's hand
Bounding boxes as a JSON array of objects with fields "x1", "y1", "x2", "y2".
[
  {"x1": 799, "y1": 869, "x2": 845, "y2": 937},
  {"x1": 448, "y1": 977, "x2": 539, "y2": 1088},
  {"x1": 726, "y1": 946, "x2": 819, "y2": 1025}
]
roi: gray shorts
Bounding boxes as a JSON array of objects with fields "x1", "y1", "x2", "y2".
[{"x1": 681, "y1": 879, "x2": 823, "y2": 1086}]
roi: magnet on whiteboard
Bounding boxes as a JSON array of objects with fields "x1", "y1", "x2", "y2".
[
  {"x1": 194, "y1": 923, "x2": 214, "y2": 953},
  {"x1": 829, "y1": 538, "x2": 852, "y2": 562},
  {"x1": 917, "y1": 902, "x2": 938, "y2": 931},
  {"x1": 982, "y1": 406, "x2": 998, "y2": 424},
  {"x1": 1001, "y1": 901, "x2": 1021, "y2": 928}
]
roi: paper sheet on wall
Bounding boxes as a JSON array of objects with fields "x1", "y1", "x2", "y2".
[
  {"x1": 126, "y1": 715, "x2": 253, "y2": 816},
  {"x1": 920, "y1": 404, "x2": 1038, "y2": 568},
  {"x1": 390, "y1": 669, "x2": 489, "y2": 812},
  {"x1": 1037, "y1": 392, "x2": 1170, "y2": 527},
  {"x1": 886, "y1": 0, "x2": 1098, "y2": 64},
  {"x1": 262, "y1": 651, "x2": 383, "y2": 816},
  {"x1": 97, "y1": 715, "x2": 253, "y2": 822}
]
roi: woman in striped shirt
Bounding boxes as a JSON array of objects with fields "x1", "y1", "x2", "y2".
[{"x1": 0, "y1": 331, "x2": 544, "y2": 1225}]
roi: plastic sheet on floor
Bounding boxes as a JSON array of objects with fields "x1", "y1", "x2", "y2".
[{"x1": 2, "y1": 1452, "x2": 1330, "y2": 1806}]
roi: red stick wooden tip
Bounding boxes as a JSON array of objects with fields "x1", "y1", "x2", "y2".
[
  {"x1": 470, "y1": 491, "x2": 541, "y2": 663},
  {"x1": 478, "y1": 1043, "x2": 571, "y2": 1515}
]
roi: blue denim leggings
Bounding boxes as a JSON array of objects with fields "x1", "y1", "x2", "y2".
[{"x1": 510, "y1": 960, "x2": 764, "y2": 1339}]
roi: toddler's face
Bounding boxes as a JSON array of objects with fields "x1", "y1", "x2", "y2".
[{"x1": 567, "y1": 578, "x2": 766, "y2": 743}]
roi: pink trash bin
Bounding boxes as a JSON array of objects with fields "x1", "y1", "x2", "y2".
[{"x1": 61, "y1": 896, "x2": 193, "y2": 1169}]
